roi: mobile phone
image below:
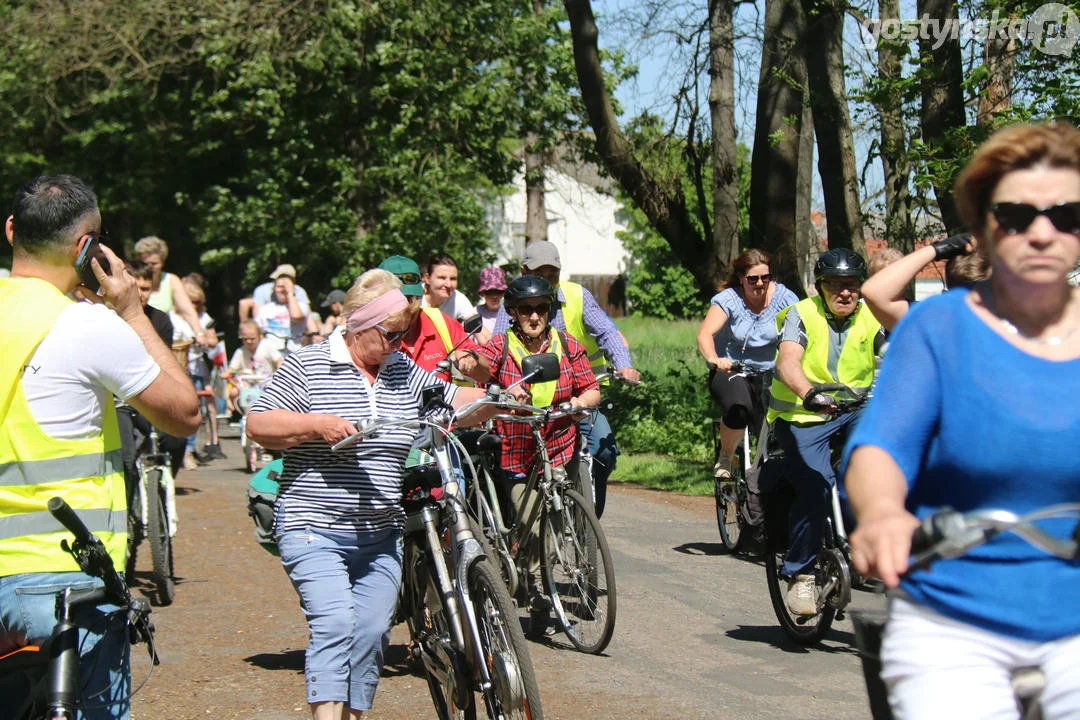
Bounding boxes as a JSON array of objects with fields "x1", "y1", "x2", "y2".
[{"x1": 75, "y1": 234, "x2": 111, "y2": 293}]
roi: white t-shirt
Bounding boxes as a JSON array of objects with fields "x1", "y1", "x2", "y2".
[
  {"x1": 252, "y1": 282, "x2": 310, "y2": 307},
  {"x1": 423, "y1": 289, "x2": 473, "y2": 322},
  {"x1": 228, "y1": 339, "x2": 282, "y2": 380},
  {"x1": 255, "y1": 300, "x2": 309, "y2": 353},
  {"x1": 22, "y1": 302, "x2": 160, "y2": 440}
]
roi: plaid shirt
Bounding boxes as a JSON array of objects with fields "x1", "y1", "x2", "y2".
[{"x1": 478, "y1": 330, "x2": 599, "y2": 474}]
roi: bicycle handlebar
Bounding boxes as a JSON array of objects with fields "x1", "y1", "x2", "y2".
[{"x1": 907, "y1": 503, "x2": 1080, "y2": 574}]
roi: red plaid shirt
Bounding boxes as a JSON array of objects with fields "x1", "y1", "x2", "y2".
[{"x1": 478, "y1": 330, "x2": 599, "y2": 475}]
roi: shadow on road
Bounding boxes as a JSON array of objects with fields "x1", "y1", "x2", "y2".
[
  {"x1": 380, "y1": 642, "x2": 426, "y2": 679},
  {"x1": 244, "y1": 648, "x2": 305, "y2": 673},
  {"x1": 725, "y1": 624, "x2": 859, "y2": 655},
  {"x1": 672, "y1": 541, "x2": 727, "y2": 556}
]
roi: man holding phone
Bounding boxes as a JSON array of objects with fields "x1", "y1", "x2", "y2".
[{"x1": 0, "y1": 174, "x2": 200, "y2": 719}]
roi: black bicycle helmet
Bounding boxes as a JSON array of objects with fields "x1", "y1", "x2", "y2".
[
  {"x1": 504, "y1": 275, "x2": 558, "y2": 322},
  {"x1": 813, "y1": 248, "x2": 867, "y2": 282}
]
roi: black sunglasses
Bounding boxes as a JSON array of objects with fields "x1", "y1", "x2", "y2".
[
  {"x1": 374, "y1": 324, "x2": 407, "y2": 344},
  {"x1": 515, "y1": 301, "x2": 550, "y2": 317},
  {"x1": 744, "y1": 273, "x2": 771, "y2": 284},
  {"x1": 394, "y1": 272, "x2": 421, "y2": 285},
  {"x1": 990, "y1": 202, "x2": 1080, "y2": 235}
]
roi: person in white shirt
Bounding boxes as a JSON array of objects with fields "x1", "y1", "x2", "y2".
[
  {"x1": 227, "y1": 320, "x2": 283, "y2": 416},
  {"x1": 254, "y1": 275, "x2": 309, "y2": 355},
  {"x1": 238, "y1": 263, "x2": 311, "y2": 322},
  {"x1": 421, "y1": 252, "x2": 473, "y2": 321}
]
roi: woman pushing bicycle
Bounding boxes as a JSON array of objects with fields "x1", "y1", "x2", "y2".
[
  {"x1": 478, "y1": 275, "x2": 600, "y2": 636},
  {"x1": 845, "y1": 122, "x2": 1080, "y2": 719},
  {"x1": 696, "y1": 249, "x2": 797, "y2": 479}
]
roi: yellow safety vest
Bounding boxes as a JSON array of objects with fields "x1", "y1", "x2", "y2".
[
  {"x1": 422, "y1": 307, "x2": 472, "y2": 387},
  {"x1": 506, "y1": 329, "x2": 565, "y2": 408},
  {"x1": 767, "y1": 296, "x2": 880, "y2": 425},
  {"x1": 559, "y1": 280, "x2": 608, "y2": 374},
  {"x1": 0, "y1": 277, "x2": 127, "y2": 576}
]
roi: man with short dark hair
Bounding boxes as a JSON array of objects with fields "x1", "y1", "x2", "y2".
[
  {"x1": 0, "y1": 174, "x2": 199, "y2": 719},
  {"x1": 492, "y1": 240, "x2": 640, "y2": 518}
]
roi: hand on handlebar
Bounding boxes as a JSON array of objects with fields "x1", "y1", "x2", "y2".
[
  {"x1": 712, "y1": 358, "x2": 734, "y2": 373},
  {"x1": 616, "y1": 367, "x2": 641, "y2": 384},
  {"x1": 802, "y1": 389, "x2": 837, "y2": 414},
  {"x1": 849, "y1": 508, "x2": 922, "y2": 588},
  {"x1": 317, "y1": 414, "x2": 360, "y2": 446}
]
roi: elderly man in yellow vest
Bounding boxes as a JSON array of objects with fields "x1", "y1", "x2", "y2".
[
  {"x1": 0, "y1": 174, "x2": 199, "y2": 719},
  {"x1": 491, "y1": 240, "x2": 639, "y2": 519},
  {"x1": 767, "y1": 248, "x2": 885, "y2": 618}
]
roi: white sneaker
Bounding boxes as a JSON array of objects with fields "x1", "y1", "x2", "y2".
[
  {"x1": 785, "y1": 574, "x2": 817, "y2": 616},
  {"x1": 713, "y1": 455, "x2": 732, "y2": 479}
]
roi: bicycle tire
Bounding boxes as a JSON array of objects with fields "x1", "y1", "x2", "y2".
[
  {"x1": 716, "y1": 449, "x2": 748, "y2": 552},
  {"x1": 469, "y1": 558, "x2": 544, "y2": 720},
  {"x1": 145, "y1": 468, "x2": 176, "y2": 606},
  {"x1": 126, "y1": 479, "x2": 143, "y2": 581},
  {"x1": 541, "y1": 489, "x2": 616, "y2": 654},
  {"x1": 763, "y1": 530, "x2": 834, "y2": 645}
]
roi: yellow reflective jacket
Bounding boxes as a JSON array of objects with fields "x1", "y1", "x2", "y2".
[
  {"x1": 0, "y1": 277, "x2": 127, "y2": 576},
  {"x1": 559, "y1": 281, "x2": 608, "y2": 373}
]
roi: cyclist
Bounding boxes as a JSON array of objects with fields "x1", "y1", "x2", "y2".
[
  {"x1": 254, "y1": 273, "x2": 310, "y2": 356},
  {"x1": 133, "y1": 234, "x2": 214, "y2": 347},
  {"x1": 226, "y1": 320, "x2": 283, "y2": 416},
  {"x1": 768, "y1": 248, "x2": 884, "y2": 617},
  {"x1": 845, "y1": 122, "x2": 1080, "y2": 719},
  {"x1": 378, "y1": 255, "x2": 490, "y2": 385},
  {"x1": 696, "y1": 249, "x2": 797, "y2": 480},
  {"x1": 478, "y1": 275, "x2": 600, "y2": 636},
  {"x1": 492, "y1": 240, "x2": 640, "y2": 519},
  {"x1": 0, "y1": 174, "x2": 199, "y2": 720}
]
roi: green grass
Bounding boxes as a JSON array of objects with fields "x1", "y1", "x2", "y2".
[
  {"x1": 614, "y1": 316, "x2": 700, "y2": 351},
  {"x1": 609, "y1": 453, "x2": 713, "y2": 496}
]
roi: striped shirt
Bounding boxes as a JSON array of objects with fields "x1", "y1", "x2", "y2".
[{"x1": 250, "y1": 329, "x2": 458, "y2": 534}]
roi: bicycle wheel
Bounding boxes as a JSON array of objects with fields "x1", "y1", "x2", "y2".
[
  {"x1": 541, "y1": 489, "x2": 616, "y2": 654},
  {"x1": 469, "y1": 557, "x2": 544, "y2": 720},
  {"x1": 145, "y1": 468, "x2": 176, "y2": 606},
  {"x1": 716, "y1": 449, "x2": 747, "y2": 552},
  {"x1": 763, "y1": 528, "x2": 834, "y2": 645},
  {"x1": 126, "y1": 480, "x2": 143, "y2": 580}
]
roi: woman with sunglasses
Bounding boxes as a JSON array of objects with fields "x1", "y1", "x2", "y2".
[
  {"x1": 696, "y1": 248, "x2": 798, "y2": 479},
  {"x1": 478, "y1": 274, "x2": 600, "y2": 636},
  {"x1": 845, "y1": 122, "x2": 1080, "y2": 719},
  {"x1": 246, "y1": 269, "x2": 491, "y2": 720}
]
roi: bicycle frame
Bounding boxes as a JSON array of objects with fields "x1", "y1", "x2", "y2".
[{"x1": 134, "y1": 429, "x2": 178, "y2": 539}]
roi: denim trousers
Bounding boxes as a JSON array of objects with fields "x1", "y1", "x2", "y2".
[
  {"x1": 0, "y1": 571, "x2": 131, "y2": 720},
  {"x1": 773, "y1": 411, "x2": 861, "y2": 577},
  {"x1": 277, "y1": 525, "x2": 403, "y2": 711},
  {"x1": 578, "y1": 410, "x2": 618, "y2": 519}
]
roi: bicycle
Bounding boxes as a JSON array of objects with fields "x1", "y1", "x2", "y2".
[
  {"x1": 467, "y1": 354, "x2": 618, "y2": 655},
  {"x1": 332, "y1": 390, "x2": 544, "y2": 720},
  {"x1": 233, "y1": 371, "x2": 272, "y2": 473},
  {"x1": 852, "y1": 503, "x2": 1080, "y2": 720},
  {"x1": 762, "y1": 382, "x2": 869, "y2": 645},
  {"x1": 712, "y1": 362, "x2": 773, "y2": 553},
  {"x1": 126, "y1": 421, "x2": 178, "y2": 607},
  {"x1": 0, "y1": 496, "x2": 158, "y2": 720}
]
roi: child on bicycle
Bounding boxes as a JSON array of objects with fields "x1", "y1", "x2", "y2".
[{"x1": 226, "y1": 320, "x2": 282, "y2": 417}]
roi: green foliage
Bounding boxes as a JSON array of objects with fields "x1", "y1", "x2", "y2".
[
  {"x1": 608, "y1": 318, "x2": 713, "y2": 463},
  {"x1": 609, "y1": 454, "x2": 713, "y2": 496}
]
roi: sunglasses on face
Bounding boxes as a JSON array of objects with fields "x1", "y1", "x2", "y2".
[
  {"x1": 515, "y1": 302, "x2": 550, "y2": 317},
  {"x1": 375, "y1": 324, "x2": 407, "y2": 344},
  {"x1": 821, "y1": 280, "x2": 861, "y2": 293},
  {"x1": 744, "y1": 273, "x2": 771, "y2": 285},
  {"x1": 990, "y1": 201, "x2": 1080, "y2": 235},
  {"x1": 394, "y1": 272, "x2": 421, "y2": 285}
]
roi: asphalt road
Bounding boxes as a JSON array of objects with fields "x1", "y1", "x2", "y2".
[{"x1": 131, "y1": 435, "x2": 882, "y2": 719}]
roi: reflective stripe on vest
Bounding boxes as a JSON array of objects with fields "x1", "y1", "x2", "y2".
[
  {"x1": 0, "y1": 277, "x2": 127, "y2": 576},
  {"x1": 559, "y1": 281, "x2": 607, "y2": 372},
  {"x1": 506, "y1": 328, "x2": 564, "y2": 408},
  {"x1": 422, "y1": 307, "x2": 471, "y2": 387},
  {"x1": 767, "y1": 296, "x2": 880, "y2": 425}
]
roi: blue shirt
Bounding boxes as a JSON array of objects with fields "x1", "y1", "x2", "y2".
[
  {"x1": 492, "y1": 284, "x2": 632, "y2": 369},
  {"x1": 711, "y1": 283, "x2": 798, "y2": 371},
  {"x1": 844, "y1": 288, "x2": 1080, "y2": 642}
]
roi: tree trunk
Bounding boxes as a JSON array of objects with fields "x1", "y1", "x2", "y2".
[
  {"x1": 794, "y1": 98, "x2": 816, "y2": 295},
  {"x1": 525, "y1": 135, "x2": 548, "y2": 244},
  {"x1": 803, "y1": 0, "x2": 862, "y2": 255},
  {"x1": 563, "y1": 0, "x2": 714, "y2": 293},
  {"x1": 874, "y1": 0, "x2": 915, "y2": 252},
  {"x1": 708, "y1": 0, "x2": 740, "y2": 277},
  {"x1": 749, "y1": 0, "x2": 810, "y2": 293},
  {"x1": 976, "y1": 31, "x2": 1015, "y2": 128},
  {"x1": 918, "y1": 0, "x2": 965, "y2": 234}
]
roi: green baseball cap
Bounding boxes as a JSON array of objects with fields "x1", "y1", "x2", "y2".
[{"x1": 378, "y1": 255, "x2": 424, "y2": 297}]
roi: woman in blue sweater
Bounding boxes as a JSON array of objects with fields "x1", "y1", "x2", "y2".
[{"x1": 845, "y1": 122, "x2": 1080, "y2": 719}]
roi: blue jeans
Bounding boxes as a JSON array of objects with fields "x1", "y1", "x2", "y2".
[
  {"x1": 773, "y1": 411, "x2": 862, "y2": 577},
  {"x1": 579, "y1": 410, "x2": 618, "y2": 519},
  {"x1": 0, "y1": 571, "x2": 131, "y2": 720},
  {"x1": 277, "y1": 524, "x2": 403, "y2": 711}
]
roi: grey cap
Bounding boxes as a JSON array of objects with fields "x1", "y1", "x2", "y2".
[
  {"x1": 521, "y1": 240, "x2": 561, "y2": 270},
  {"x1": 321, "y1": 289, "x2": 346, "y2": 307}
]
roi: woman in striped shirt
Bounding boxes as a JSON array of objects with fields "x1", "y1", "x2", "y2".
[{"x1": 247, "y1": 269, "x2": 487, "y2": 720}]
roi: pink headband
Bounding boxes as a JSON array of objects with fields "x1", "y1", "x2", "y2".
[{"x1": 345, "y1": 289, "x2": 409, "y2": 334}]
